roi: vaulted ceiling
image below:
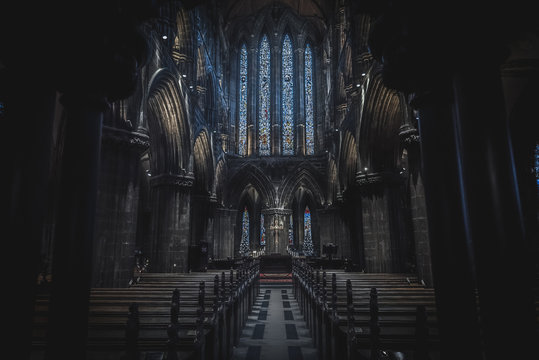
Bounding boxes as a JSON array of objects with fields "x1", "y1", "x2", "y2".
[{"x1": 222, "y1": 0, "x2": 331, "y2": 22}]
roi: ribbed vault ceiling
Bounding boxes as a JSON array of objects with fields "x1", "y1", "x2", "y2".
[{"x1": 223, "y1": 0, "x2": 328, "y2": 21}]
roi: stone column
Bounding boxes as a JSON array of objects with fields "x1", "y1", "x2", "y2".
[
  {"x1": 413, "y1": 91, "x2": 483, "y2": 358},
  {"x1": 449, "y1": 67, "x2": 536, "y2": 359},
  {"x1": 355, "y1": 171, "x2": 405, "y2": 272},
  {"x1": 213, "y1": 207, "x2": 237, "y2": 258},
  {"x1": 149, "y1": 173, "x2": 194, "y2": 272},
  {"x1": 318, "y1": 207, "x2": 352, "y2": 260},
  {"x1": 399, "y1": 123, "x2": 433, "y2": 286},
  {"x1": 3, "y1": 79, "x2": 56, "y2": 359},
  {"x1": 45, "y1": 94, "x2": 106, "y2": 359},
  {"x1": 92, "y1": 126, "x2": 149, "y2": 287}
]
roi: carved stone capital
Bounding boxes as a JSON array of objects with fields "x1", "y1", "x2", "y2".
[
  {"x1": 102, "y1": 126, "x2": 150, "y2": 152},
  {"x1": 149, "y1": 173, "x2": 195, "y2": 189},
  {"x1": 355, "y1": 171, "x2": 402, "y2": 191},
  {"x1": 399, "y1": 124, "x2": 420, "y2": 146},
  {"x1": 261, "y1": 208, "x2": 292, "y2": 216}
]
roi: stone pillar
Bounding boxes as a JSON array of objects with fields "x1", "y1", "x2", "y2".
[
  {"x1": 247, "y1": 124, "x2": 255, "y2": 156},
  {"x1": 413, "y1": 91, "x2": 483, "y2": 358},
  {"x1": 190, "y1": 193, "x2": 213, "y2": 246},
  {"x1": 356, "y1": 171, "x2": 404, "y2": 272},
  {"x1": 46, "y1": 94, "x2": 106, "y2": 359},
  {"x1": 92, "y1": 126, "x2": 149, "y2": 287},
  {"x1": 262, "y1": 208, "x2": 291, "y2": 254},
  {"x1": 213, "y1": 207, "x2": 237, "y2": 258},
  {"x1": 400, "y1": 123, "x2": 433, "y2": 286},
  {"x1": 149, "y1": 173, "x2": 193, "y2": 272},
  {"x1": 318, "y1": 207, "x2": 352, "y2": 260},
  {"x1": 3, "y1": 79, "x2": 56, "y2": 358},
  {"x1": 449, "y1": 67, "x2": 536, "y2": 359}
]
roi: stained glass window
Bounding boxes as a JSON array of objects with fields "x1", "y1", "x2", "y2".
[
  {"x1": 260, "y1": 214, "x2": 266, "y2": 246},
  {"x1": 305, "y1": 44, "x2": 315, "y2": 155},
  {"x1": 238, "y1": 44, "x2": 248, "y2": 156},
  {"x1": 282, "y1": 34, "x2": 294, "y2": 155},
  {"x1": 303, "y1": 207, "x2": 313, "y2": 256},
  {"x1": 240, "y1": 206, "x2": 250, "y2": 255},
  {"x1": 258, "y1": 34, "x2": 271, "y2": 155},
  {"x1": 288, "y1": 214, "x2": 294, "y2": 245}
]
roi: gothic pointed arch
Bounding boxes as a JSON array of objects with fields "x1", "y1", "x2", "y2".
[
  {"x1": 146, "y1": 68, "x2": 192, "y2": 175},
  {"x1": 358, "y1": 69, "x2": 406, "y2": 171},
  {"x1": 235, "y1": 184, "x2": 262, "y2": 256},
  {"x1": 338, "y1": 129, "x2": 358, "y2": 194},
  {"x1": 193, "y1": 129, "x2": 213, "y2": 194},
  {"x1": 278, "y1": 162, "x2": 325, "y2": 208},
  {"x1": 212, "y1": 156, "x2": 227, "y2": 205},
  {"x1": 227, "y1": 163, "x2": 276, "y2": 208},
  {"x1": 274, "y1": 8, "x2": 302, "y2": 41},
  {"x1": 173, "y1": 7, "x2": 194, "y2": 73},
  {"x1": 292, "y1": 186, "x2": 320, "y2": 257}
]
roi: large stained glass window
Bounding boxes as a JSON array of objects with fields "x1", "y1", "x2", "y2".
[
  {"x1": 305, "y1": 44, "x2": 315, "y2": 155},
  {"x1": 239, "y1": 206, "x2": 250, "y2": 255},
  {"x1": 238, "y1": 44, "x2": 248, "y2": 156},
  {"x1": 260, "y1": 214, "x2": 266, "y2": 246},
  {"x1": 303, "y1": 207, "x2": 313, "y2": 256},
  {"x1": 258, "y1": 34, "x2": 271, "y2": 155},
  {"x1": 282, "y1": 34, "x2": 294, "y2": 155},
  {"x1": 288, "y1": 214, "x2": 294, "y2": 245}
]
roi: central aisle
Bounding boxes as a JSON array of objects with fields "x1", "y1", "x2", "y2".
[{"x1": 231, "y1": 286, "x2": 318, "y2": 360}]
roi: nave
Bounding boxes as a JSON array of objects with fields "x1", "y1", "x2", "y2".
[{"x1": 231, "y1": 287, "x2": 316, "y2": 360}]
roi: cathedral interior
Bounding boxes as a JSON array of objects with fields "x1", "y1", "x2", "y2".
[{"x1": 2, "y1": 1, "x2": 538, "y2": 359}]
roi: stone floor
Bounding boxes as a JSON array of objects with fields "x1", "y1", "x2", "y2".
[{"x1": 231, "y1": 286, "x2": 318, "y2": 360}]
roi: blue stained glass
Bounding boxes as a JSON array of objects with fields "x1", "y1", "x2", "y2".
[
  {"x1": 305, "y1": 44, "x2": 315, "y2": 155},
  {"x1": 303, "y1": 207, "x2": 313, "y2": 256},
  {"x1": 260, "y1": 214, "x2": 266, "y2": 246},
  {"x1": 288, "y1": 214, "x2": 294, "y2": 245},
  {"x1": 282, "y1": 34, "x2": 294, "y2": 155},
  {"x1": 240, "y1": 206, "x2": 250, "y2": 255},
  {"x1": 238, "y1": 44, "x2": 248, "y2": 156},
  {"x1": 258, "y1": 34, "x2": 271, "y2": 155}
]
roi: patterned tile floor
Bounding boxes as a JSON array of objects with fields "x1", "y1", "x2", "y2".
[{"x1": 231, "y1": 286, "x2": 318, "y2": 360}]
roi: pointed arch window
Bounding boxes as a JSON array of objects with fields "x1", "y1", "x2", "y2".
[
  {"x1": 238, "y1": 43, "x2": 248, "y2": 156},
  {"x1": 282, "y1": 34, "x2": 294, "y2": 155},
  {"x1": 240, "y1": 206, "x2": 250, "y2": 255},
  {"x1": 258, "y1": 34, "x2": 271, "y2": 155},
  {"x1": 305, "y1": 43, "x2": 315, "y2": 155},
  {"x1": 303, "y1": 206, "x2": 313, "y2": 256},
  {"x1": 260, "y1": 213, "x2": 266, "y2": 246},
  {"x1": 288, "y1": 214, "x2": 294, "y2": 245}
]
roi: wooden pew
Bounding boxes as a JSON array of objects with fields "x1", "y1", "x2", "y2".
[
  {"x1": 292, "y1": 259, "x2": 439, "y2": 360},
  {"x1": 32, "y1": 260, "x2": 260, "y2": 360}
]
